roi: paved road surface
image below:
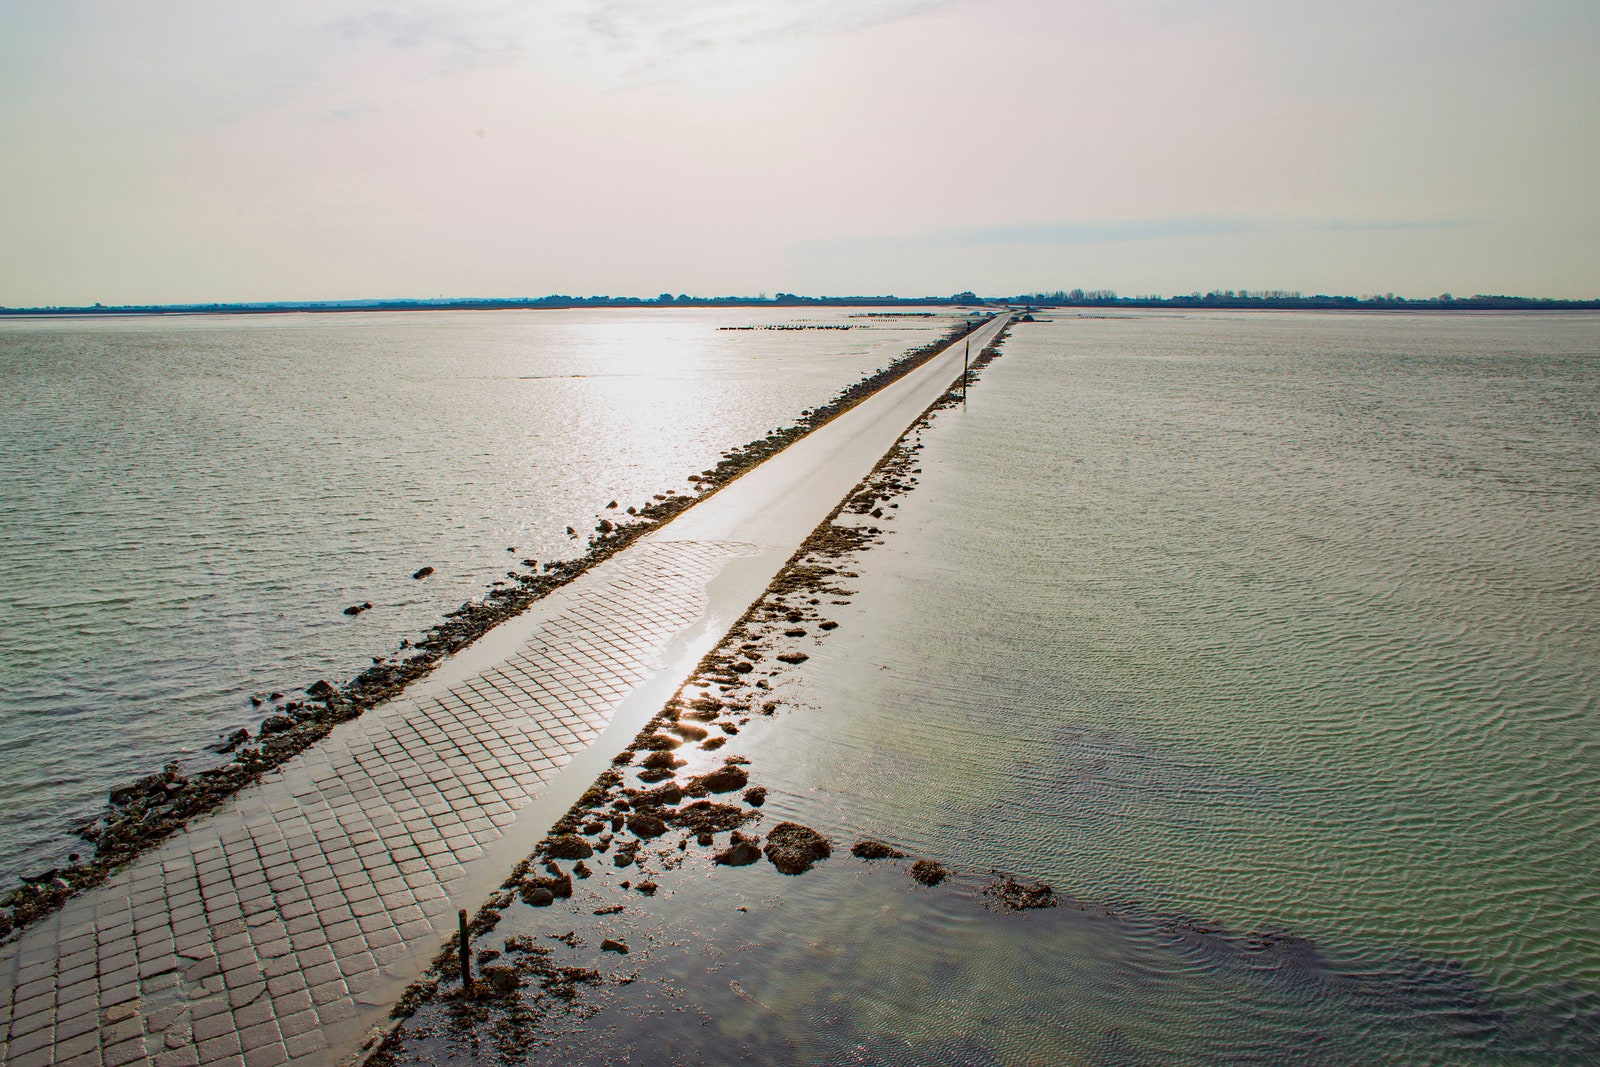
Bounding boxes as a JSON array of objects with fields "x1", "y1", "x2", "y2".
[{"x1": 0, "y1": 314, "x2": 1008, "y2": 1067}]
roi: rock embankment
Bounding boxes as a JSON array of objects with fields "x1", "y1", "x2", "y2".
[{"x1": 1, "y1": 317, "x2": 993, "y2": 941}]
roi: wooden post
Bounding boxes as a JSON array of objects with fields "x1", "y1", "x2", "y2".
[
  {"x1": 963, "y1": 337, "x2": 969, "y2": 403},
  {"x1": 458, "y1": 909, "x2": 472, "y2": 992}
]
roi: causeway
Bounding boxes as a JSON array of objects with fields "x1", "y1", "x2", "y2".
[{"x1": 0, "y1": 314, "x2": 1009, "y2": 1067}]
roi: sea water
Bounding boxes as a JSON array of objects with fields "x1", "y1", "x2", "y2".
[
  {"x1": 402, "y1": 311, "x2": 1600, "y2": 1065},
  {"x1": 0, "y1": 307, "x2": 964, "y2": 886}
]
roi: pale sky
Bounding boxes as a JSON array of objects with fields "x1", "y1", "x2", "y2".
[{"x1": 2, "y1": 0, "x2": 1597, "y2": 304}]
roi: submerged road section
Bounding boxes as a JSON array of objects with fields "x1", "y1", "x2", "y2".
[{"x1": 0, "y1": 314, "x2": 1009, "y2": 1067}]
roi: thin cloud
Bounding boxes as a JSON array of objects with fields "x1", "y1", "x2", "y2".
[
  {"x1": 329, "y1": 0, "x2": 953, "y2": 81},
  {"x1": 798, "y1": 216, "x2": 1468, "y2": 254}
]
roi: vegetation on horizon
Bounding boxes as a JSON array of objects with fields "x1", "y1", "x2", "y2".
[{"x1": 3, "y1": 290, "x2": 1596, "y2": 315}]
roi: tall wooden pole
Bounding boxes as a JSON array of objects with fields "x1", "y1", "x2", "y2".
[{"x1": 963, "y1": 336, "x2": 969, "y2": 404}]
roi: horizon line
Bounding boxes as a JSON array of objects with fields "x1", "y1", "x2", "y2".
[{"x1": 4, "y1": 289, "x2": 1599, "y2": 316}]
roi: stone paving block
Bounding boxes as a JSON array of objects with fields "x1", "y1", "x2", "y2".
[
  {"x1": 55, "y1": 1028, "x2": 102, "y2": 1061},
  {"x1": 197, "y1": 1032, "x2": 243, "y2": 1062}
]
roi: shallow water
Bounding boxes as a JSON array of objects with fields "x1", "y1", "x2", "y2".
[
  {"x1": 397, "y1": 310, "x2": 1600, "y2": 1065},
  {"x1": 0, "y1": 307, "x2": 962, "y2": 885}
]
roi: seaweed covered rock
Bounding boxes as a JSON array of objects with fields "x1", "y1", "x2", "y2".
[
  {"x1": 763, "y1": 822, "x2": 831, "y2": 875},
  {"x1": 984, "y1": 875, "x2": 1056, "y2": 911},
  {"x1": 626, "y1": 814, "x2": 667, "y2": 838},
  {"x1": 851, "y1": 839, "x2": 905, "y2": 860},
  {"x1": 689, "y1": 765, "x2": 748, "y2": 795},
  {"x1": 715, "y1": 832, "x2": 762, "y2": 867},
  {"x1": 670, "y1": 801, "x2": 754, "y2": 835},
  {"x1": 543, "y1": 834, "x2": 593, "y2": 860}
]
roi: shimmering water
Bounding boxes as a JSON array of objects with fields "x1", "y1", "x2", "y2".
[
  {"x1": 0, "y1": 307, "x2": 963, "y2": 885},
  {"x1": 401, "y1": 311, "x2": 1600, "y2": 1065}
]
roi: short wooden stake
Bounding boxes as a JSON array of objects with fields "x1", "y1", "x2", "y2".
[{"x1": 458, "y1": 909, "x2": 472, "y2": 992}]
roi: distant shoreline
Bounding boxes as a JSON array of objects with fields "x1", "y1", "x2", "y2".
[{"x1": 3, "y1": 291, "x2": 1598, "y2": 317}]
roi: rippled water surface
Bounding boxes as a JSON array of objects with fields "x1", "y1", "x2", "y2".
[
  {"x1": 0, "y1": 307, "x2": 963, "y2": 884},
  {"x1": 399, "y1": 311, "x2": 1600, "y2": 1066}
]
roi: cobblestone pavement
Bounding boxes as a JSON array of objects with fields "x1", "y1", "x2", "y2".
[
  {"x1": 0, "y1": 314, "x2": 1009, "y2": 1067},
  {"x1": 0, "y1": 540, "x2": 754, "y2": 1067}
]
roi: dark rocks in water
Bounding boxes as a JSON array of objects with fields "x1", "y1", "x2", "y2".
[
  {"x1": 635, "y1": 880, "x2": 658, "y2": 895},
  {"x1": 715, "y1": 833, "x2": 762, "y2": 867},
  {"x1": 343, "y1": 602, "x2": 372, "y2": 616},
  {"x1": 638, "y1": 782, "x2": 683, "y2": 807},
  {"x1": 700, "y1": 736, "x2": 727, "y2": 750},
  {"x1": 641, "y1": 750, "x2": 680, "y2": 770},
  {"x1": 523, "y1": 887, "x2": 555, "y2": 907},
  {"x1": 270, "y1": 692, "x2": 283, "y2": 701},
  {"x1": 600, "y1": 938, "x2": 629, "y2": 954},
  {"x1": 627, "y1": 814, "x2": 667, "y2": 838},
  {"x1": 634, "y1": 733, "x2": 681, "y2": 751},
  {"x1": 851, "y1": 840, "x2": 905, "y2": 860},
  {"x1": 776, "y1": 652, "x2": 809, "y2": 664},
  {"x1": 544, "y1": 834, "x2": 593, "y2": 860},
  {"x1": 606, "y1": 500, "x2": 618, "y2": 509},
  {"x1": 306, "y1": 680, "x2": 336, "y2": 700},
  {"x1": 764, "y1": 822, "x2": 831, "y2": 875},
  {"x1": 572, "y1": 861, "x2": 592, "y2": 879},
  {"x1": 109, "y1": 773, "x2": 165, "y2": 807},
  {"x1": 258, "y1": 715, "x2": 294, "y2": 737},
  {"x1": 984, "y1": 874, "x2": 1055, "y2": 910},
  {"x1": 783, "y1": 628, "x2": 807, "y2": 638},
  {"x1": 689, "y1": 697, "x2": 721, "y2": 713},
  {"x1": 911, "y1": 859, "x2": 947, "y2": 886},
  {"x1": 412, "y1": 566, "x2": 434, "y2": 579},
  {"x1": 669, "y1": 722, "x2": 709, "y2": 741},
  {"x1": 614, "y1": 840, "x2": 640, "y2": 867},
  {"x1": 784, "y1": 611, "x2": 804, "y2": 623},
  {"x1": 581, "y1": 820, "x2": 605, "y2": 835},
  {"x1": 743, "y1": 786, "x2": 767, "y2": 807},
  {"x1": 215, "y1": 728, "x2": 249, "y2": 754},
  {"x1": 670, "y1": 801, "x2": 753, "y2": 834},
  {"x1": 480, "y1": 964, "x2": 520, "y2": 995},
  {"x1": 249, "y1": 696, "x2": 262, "y2": 707},
  {"x1": 697, "y1": 832, "x2": 714, "y2": 846},
  {"x1": 819, "y1": 621, "x2": 839, "y2": 631},
  {"x1": 530, "y1": 872, "x2": 573, "y2": 899},
  {"x1": 689, "y1": 765, "x2": 748, "y2": 795},
  {"x1": 636, "y1": 767, "x2": 676, "y2": 783},
  {"x1": 731, "y1": 661, "x2": 754, "y2": 674},
  {"x1": 594, "y1": 904, "x2": 624, "y2": 916}
]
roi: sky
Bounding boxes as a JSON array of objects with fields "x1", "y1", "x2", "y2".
[{"x1": 1, "y1": 0, "x2": 1597, "y2": 305}]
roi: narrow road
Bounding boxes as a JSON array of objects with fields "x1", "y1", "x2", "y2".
[{"x1": 0, "y1": 313, "x2": 1008, "y2": 1067}]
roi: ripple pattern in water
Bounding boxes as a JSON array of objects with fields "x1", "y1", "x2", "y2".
[
  {"x1": 0, "y1": 307, "x2": 962, "y2": 884},
  {"x1": 718, "y1": 310, "x2": 1600, "y2": 1063}
]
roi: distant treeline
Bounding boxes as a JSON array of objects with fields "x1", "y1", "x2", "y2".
[
  {"x1": 1000, "y1": 289, "x2": 1600, "y2": 311},
  {"x1": 3, "y1": 289, "x2": 1596, "y2": 315}
]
